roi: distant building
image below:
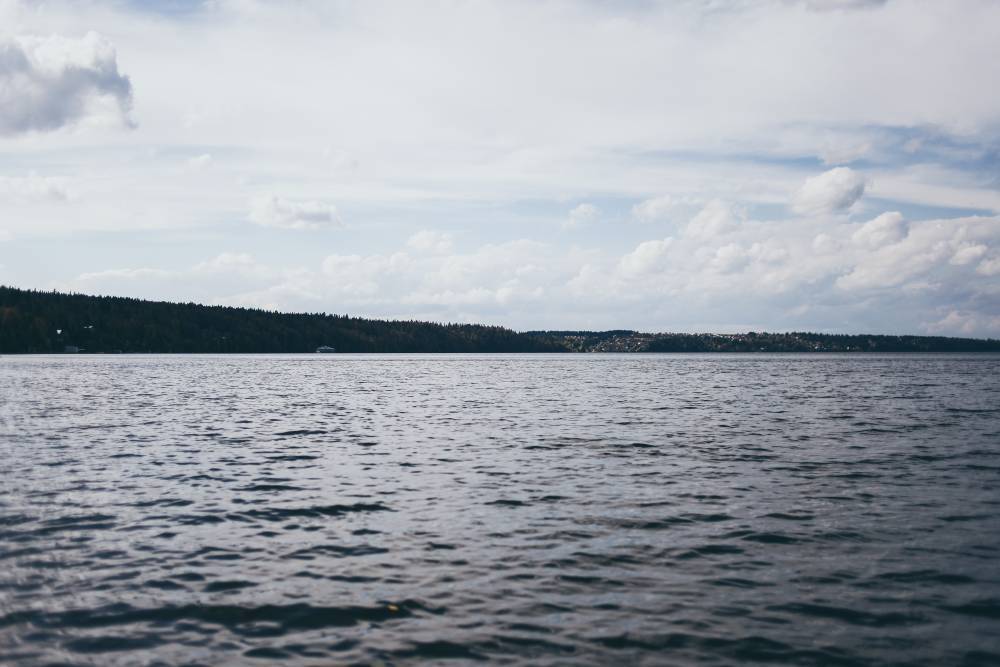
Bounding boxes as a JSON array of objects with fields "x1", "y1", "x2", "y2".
[
  {"x1": 63, "y1": 346, "x2": 80, "y2": 353},
  {"x1": 315, "y1": 345, "x2": 337, "y2": 353}
]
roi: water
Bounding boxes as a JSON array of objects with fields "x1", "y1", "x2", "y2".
[{"x1": 1, "y1": 354, "x2": 999, "y2": 666}]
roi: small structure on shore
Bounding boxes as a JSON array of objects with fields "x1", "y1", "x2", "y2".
[{"x1": 315, "y1": 345, "x2": 337, "y2": 353}]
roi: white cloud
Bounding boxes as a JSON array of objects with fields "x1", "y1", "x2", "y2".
[
  {"x1": 0, "y1": 32, "x2": 133, "y2": 135},
  {"x1": 407, "y1": 230, "x2": 453, "y2": 254},
  {"x1": 950, "y1": 243, "x2": 987, "y2": 266},
  {"x1": 925, "y1": 311, "x2": 1000, "y2": 338},
  {"x1": 819, "y1": 140, "x2": 872, "y2": 166},
  {"x1": 684, "y1": 200, "x2": 738, "y2": 240},
  {"x1": 76, "y1": 267, "x2": 171, "y2": 282},
  {"x1": 792, "y1": 167, "x2": 867, "y2": 216},
  {"x1": 710, "y1": 243, "x2": 749, "y2": 273},
  {"x1": 186, "y1": 153, "x2": 212, "y2": 169},
  {"x1": 812, "y1": 233, "x2": 839, "y2": 254},
  {"x1": 564, "y1": 203, "x2": 599, "y2": 230},
  {"x1": 835, "y1": 216, "x2": 998, "y2": 292},
  {"x1": 0, "y1": 173, "x2": 69, "y2": 202},
  {"x1": 977, "y1": 254, "x2": 1000, "y2": 277},
  {"x1": 54, "y1": 210, "x2": 1000, "y2": 335},
  {"x1": 631, "y1": 195, "x2": 675, "y2": 223},
  {"x1": 803, "y1": 0, "x2": 887, "y2": 11},
  {"x1": 249, "y1": 195, "x2": 342, "y2": 230},
  {"x1": 193, "y1": 252, "x2": 259, "y2": 274},
  {"x1": 851, "y1": 211, "x2": 908, "y2": 248},
  {"x1": 619, "y1": 238, "x2": 673, "y2": 277}
]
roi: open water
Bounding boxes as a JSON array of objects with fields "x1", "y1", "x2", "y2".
[{"x1": 1, "y1": 354, "x2": 999, "y2": 666}]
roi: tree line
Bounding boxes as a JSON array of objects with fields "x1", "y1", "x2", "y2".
[
  {"x1": 0, "y1": 286, "x2": 562, "y2": 353},
  {"x1": 2, "y1": 286, "x2": 997, "y2": 354}
]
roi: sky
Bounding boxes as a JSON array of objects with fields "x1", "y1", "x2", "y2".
[{"x1": 1, "y1": 0, "x2": 999, "y2": 335}]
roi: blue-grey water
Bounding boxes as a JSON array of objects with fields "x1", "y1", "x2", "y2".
[{"x1": 1, "y1": 354, "x2": 999, "y2": 666}]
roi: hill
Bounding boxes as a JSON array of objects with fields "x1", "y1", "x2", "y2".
[
  {"x1": 2, "y1": 286, "x2": 998, "y2": 354},
  {"x1": 0, "y1": 286, "x2": 562, "y2": 353}
]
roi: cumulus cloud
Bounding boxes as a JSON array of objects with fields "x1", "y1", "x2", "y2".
[
  {"x1": 564, "y1": 203, "x2": 599, "y2": 230},
  {"x1": 835, "y1": 216, "x2": 996, "y2": 291},
  {"x1": 0, "y1": 173, "x2": 69, "y2": 202},
  {"x1": 792, "y1": 167, "x2": 867, "y2": 216},
  {"x1": 851, "y1": 211, "x2": 908, "y2": 248},
  {"x1": 709, "y1": 243, "x2": 749, "y2": 273},
  {"x1": 950, "y1": 244, "x2": 986, "y2": 266},
  {"x1": 684, "y1": 200, "x2": 739, "y2": 240},
  {"x1": 0, "y1": 32, "x2": 133, "y2": 135},
  {"x1": 619, "y1": 238, "x2": 673, "y2": 277},
  {"x1": 249, "y1": 195, "x2": 342, "y2": 230}
]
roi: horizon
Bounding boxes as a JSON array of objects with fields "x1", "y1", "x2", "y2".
[
  {"x1": 2, "y1": 1, "x2": 999, "y2": 335},
  {"x1": 3, "y1": 283, "x2": 999, "y2": 341}
]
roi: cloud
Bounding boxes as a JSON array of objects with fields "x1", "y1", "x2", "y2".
[
  {"x1": 76, "y1": 267, "x2": 171, "y2": 282},
  {"x1": 709, "y1": 243, "x2": 749, "y2": 273},
  {"x1": 803, "y1": 0, "x2": 887, "y2": 11},
  {"x1": 249, "y1": 195, "x2": 342, "y2": 230},
  {"x1": 977, "y1": 254, "x2": 1000, "y2": 277},
  {"x1": 564, "y1": 203, "x2": 599, "y2": 229},
  {"x1": 851, "y1": 211, "x2": 908, "y2": 248},
  {"x1": 56, "y1": 211, "x2": 1000, "y2": 335},
  {"x1": 684, "y1": 200, "x2": 739, "y2": 240},
  {"x1": 0, "y1": 32, "x2": 133, "y2": 136},
  {"x1": 925, "y1": 311, "x2": 1000, "y2": 338},
  {"x1": 193, "y1": 252, "x2": 258, "y2": 274},
  {"x1": 0, "y1": 173, "x2": 69, "y2": 202},
  {"x1": 950, "y1": 244, "x2": 986, "y2": 266},
  {"x1": 835, "y1": 216, "x2": 997, "y2": 291},
  {"x1": 407, "y1": 230, "x2": 453, "y2": 254},
  {"x1": 619, "y1": 238, "x2": 673, "y2": 277},
  {"x1": 792, "y1": 167, "x2": 867, "y2": 216},
  {"x1": 631, "y1": 195, "x2": 675, "y2": 223},
  {"x1": 819, "y1": 140, "x2": 872, "y2": 166},
  {"x1": 186, "y1": 153, "x2": 212, "y2": 169}
]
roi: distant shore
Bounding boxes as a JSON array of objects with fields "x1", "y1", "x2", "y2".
[{"x1": 2, "y1": 285, "x2": 998, "y2": 354}]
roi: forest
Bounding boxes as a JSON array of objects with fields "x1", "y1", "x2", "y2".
[
  {"x1": 0, "y1": 286, "x2": 562, "y2": 353},
  {"x1": 2, "y1": 286, "x2": 998, "y2": 354}
]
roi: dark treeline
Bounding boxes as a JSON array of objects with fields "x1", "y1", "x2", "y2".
[
  {"x1": 0, "y1": 286, "x2": 562, "y2": 353},
  {"x1": 2, "y1": 286, "x2": 998, "y2": 354}
]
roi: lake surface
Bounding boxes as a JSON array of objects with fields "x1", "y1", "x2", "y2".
[{"x1": 1, "y1": 354, "x2": 999, "y2": 666}]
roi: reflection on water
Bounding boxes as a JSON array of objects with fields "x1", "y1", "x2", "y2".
[{"x1": 1, "y1": 354, "x2": 999, "y2": 664}]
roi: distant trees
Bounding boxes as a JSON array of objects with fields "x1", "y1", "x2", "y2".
[
  {"x1": 0, "y1": 286, "x2": 563, "y2": 354},
  {"x1": 2, "y1": 286, "x2": 996, "y2": 354}
]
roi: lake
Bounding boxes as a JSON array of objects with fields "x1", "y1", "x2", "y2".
[{"x1": 1, "y1": 354, "x2": 999, "y2": 665}]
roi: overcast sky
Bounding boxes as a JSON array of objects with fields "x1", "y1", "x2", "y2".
[{"x1": 2, "y1": 0, "x2": 999, "y2": 335}]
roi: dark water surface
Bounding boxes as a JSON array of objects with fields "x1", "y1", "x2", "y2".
[{"x1": 2, "y1": 354, "x2": 999, "y2": 666}]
